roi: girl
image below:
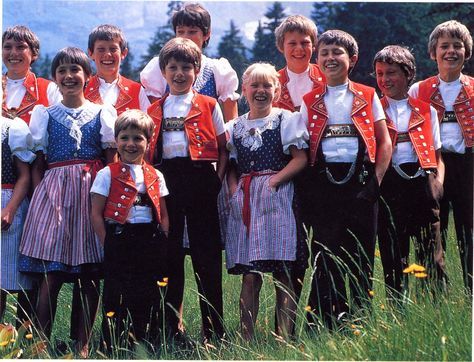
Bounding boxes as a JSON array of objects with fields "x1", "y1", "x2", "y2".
[
  {"x1": 224, "y1": 63, "x2": 308, "y2": 340},
  {"x1": 1, "y1": 116, "x2": 35, "y2": 324},
  {"x1": 18, "y1": 47, "x2": 117, "y2": 357}
]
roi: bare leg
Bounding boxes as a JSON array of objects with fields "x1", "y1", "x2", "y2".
[
  {"x1": 177, "y1": 302, "x2": 185, "y2": 332},
  {"x1": 274, "y1": 271, "x2": 297, "y2": 339},
  {"x1": 239, "y1": 273, "x2": 263, "y2": 340},
  {"x1": 36, "y1": 273, "x2": 64, "y2": 338}
]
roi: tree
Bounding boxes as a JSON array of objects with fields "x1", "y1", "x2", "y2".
[
  {"x1": 31, "y1": 53, "x2": 52, "y2": 79},
  {"x1": 217, "y1": 20, "x2": 248, "y2": 82},
  {"x1": 120, "y1": 46, "x2": 139, "y2": 82}
]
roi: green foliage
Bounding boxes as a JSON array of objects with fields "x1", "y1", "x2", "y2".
[
  {"x1": 120, "y1": 45, "x2": 139, "y2": 82},
  {"x1": 31, "y1": 53, "x2": 52, "y2": 80},
  {"x1": 216, "y1": 20, "x2": 248, "y2": 83}
]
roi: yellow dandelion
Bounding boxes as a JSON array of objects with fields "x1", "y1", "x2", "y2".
[
  {"x1": 157, "y1": 280, "x2": 168, "y2": 287},
  {"x1": 380, "y1": 303, "x2": 385, "y2": 311},
  {"x1": 25, "y1": 333, "x2": 33, "y2": 340},
  {"x1": 163, "y1": 277, "x2": 169, "y2": 282},
  {"x1": 351, "y1": 324, "x2": 357, "y2": 329},
  {"x1": 414, "y1": 272, "x2": 428, "y2": 278},
  {"x1": 368, "y1": 290, "x2": 375, "y2": 297},
  {"x1": 106, "y1": 311, "x2": 115, "y2": 318},
  {"x1": 353, "y1": 329, "x2": 361, "y2": 336},
  {"x1": 304, "y1": 305, "x2": 312, "y2": 312},
  {"x1": 403, "y1": 263, "x2": 426, "y2": 274},
  {"x1": 0, "y1": 340, "x2": 9, "y2": 346}
]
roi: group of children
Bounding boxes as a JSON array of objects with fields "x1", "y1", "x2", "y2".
[{"x1": 1, "y1": 1, "x2": 473, "y2": 355}]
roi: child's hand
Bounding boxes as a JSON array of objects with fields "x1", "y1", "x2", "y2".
[
  {"x1": 268, "y1": 176, "x2": 279, "y2": 192},
  {"x1": 1, "y1": 207, "x2": 15, "y2": 231}
]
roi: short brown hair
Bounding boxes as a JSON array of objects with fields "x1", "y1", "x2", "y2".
[
  {"x1": 317, "y1": 30, "x2": 359, "y2": 73},
  {"x1": 2, "y1": 25, "x2": 40, "y2": 64},
  {"x1": 428, "y1": 20, "x2": 472, "y2": 60},
  {"x1": 115, "y1": 109, "x2": 155, "y2": 142},
  {"x1": 158, "y1": 37, "x2": 201, "y2": 71},
  {"x1": 88, "y1": 24, "x2": 128, "y2": 53},
  {"x1": 172, "y1": 3, "x2": 211, "y2": 49},
  {"x1": 373, "y1": 45, "x2": 416, "y2": 86},
  {"x1": 51, "y1": 47, "x2": 92, "y2": 78},
  {"x1": 275, "y1": 15, "x2": 318, "y2": 51}
]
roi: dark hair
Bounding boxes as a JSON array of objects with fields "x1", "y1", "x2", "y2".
[
  {"x1": 373, "y1": 45, "x2": 416, "y2": 86},
  {"x1": 115, "y1": 109, "x2": 155, "y2": 141},
  {"x1": 88, "y1": 24, "x2": 128, "y2": 53},
  {"x1": 158, "y1": 38, "x2": 201, "y2": 71},
  {"x1": 172, "y1": 3, "x2": 211, "y2": 48},
  {"x1": 51, "y1": 47, "x2": 92, "y2": 78},
  {"x1": 2, "y1": 25, "x2": 40, "y2": 63},
  {"x1": 317, "y1": 29, "x2": 359, "y2": 73}
]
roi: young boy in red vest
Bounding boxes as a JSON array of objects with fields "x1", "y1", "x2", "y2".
[
  {"x1": 90, "y1": 109, "x2": 169, "y2": 349},
  {"x1": 374, "y1": 45, "x2": 447, "y2": 300},
  {"x1": 409, "y1": 20, "x2": 473, "y2": 293},
  {"x1": 86, "y1": 24, "x2": 150, "y2": 114},
  {"x1": 2, "y1": 25, "x2": 61, "y2": 124},
  {"x1": 299, "y1": 30, "x2": 392, "y2": 329},
  {"x1": 147, "y1": 37, "x2": 227, "y2": 342}
]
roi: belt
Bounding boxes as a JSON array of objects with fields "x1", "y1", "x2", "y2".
[
  {"x1": 1, "y1": 183, "x2": 14, "y2": 189},
  {"x1": 441, "y1": 111, "x2": 457, "y2": 123},
  {"x1": 323, "y1": 124, "x2": 357, "y2": 138},
  {"x1": 241, "y1": 170, "x2": 277, "y2": 235},
  {"x1": 396, "y1": 132, "x2": 411, "y2": 144},
  {"x1": 48, "y1": 159, "x2": 103, "y2": 180}
]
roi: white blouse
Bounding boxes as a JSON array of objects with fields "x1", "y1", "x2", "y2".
[
  {"x1": 1, "y1": 116, "x2": 36, "y2": 163},
  {"x1": 226, "y1": 108, "x2": 309, "y2": 161},
  {"x1": 140, "y1": 54, "x2": 240, "y2": 102},
  {"x1": 29, "y1": 101, "x2": 117, "y2": 154},
  {"x1": 91, "y1": 163, "x2": 169, "y2": 224}
]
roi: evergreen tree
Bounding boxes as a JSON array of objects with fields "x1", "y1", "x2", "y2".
[
  {"x1": 121, "y1": 46, "x2": 139, "y2": 81},
  {"x1": 31, "y1": 53, "x2": 52, "y2": 79},
  {"x1": 217, "y1": 20, "x2": 248, "y2": 81}
]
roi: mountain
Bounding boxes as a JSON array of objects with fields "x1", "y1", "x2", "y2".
[{"x1": 3, "y1": 0, "x2": 313, "y2": 65}]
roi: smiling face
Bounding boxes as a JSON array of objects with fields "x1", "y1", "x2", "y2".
[
  {"x1": 243, "y1": 74, "x2": 278, "y2": 119},
  {"x1": 317, "y1": 43, "x2": 357, "y2": 86},
  {"x1": 116, "y1": 127, "x2": 148, "y2": 165},
  {"x1": 161, "y1": 58, "x2": 198, "y2": 96},
  {"x1": 2, "y1": 38, "x2": 37, "y2": 79},
  {"x1": 281, "y1": 31, "x2": 314, "y2": 73},
  {"x1": 432, "y1": 34, "x2": 466, "y2": 80},
  {"x1": 88, "y1": 39, "x2": 127, "y2": 83},
  {"x1": 375, "y1": 62, "x2": 408, "y2": 100},
  {"x1": 54, "y1": 62, "x2": 88, "y2": 102},
  {"x1": 175, "y1": 25, "x2": 210, "y2": 50}
]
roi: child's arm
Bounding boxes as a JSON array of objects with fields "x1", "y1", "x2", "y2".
[
  {"x1": 220, "y1": 99, "x2": 238, "y2": 122},
  {"x1": 90, "y1": 193, "x2": 107, "y2": 246},
  {"x1": 1, "y1": 158, "x2": 30, "y2": 230},
  {"x1": 435, "y1": 150, "x2": 445, "y2": 185},
  {"x1": 104, "y1": 148, "x2": 118, "y2": 164},
  {"x1": 216, "y1": 133, "x2": 229, "y2": 182},
  {"x1": 268, "y1": 145, "x2": 307, "y2": 189},
  {"x1": 159, "y1": 197, "x2": 169, "y2": 238},
  {"x1": 226, "y1": 159, "x2": 239, "y2": 195},
  {"x1": 31, "y1": 151, "x2": 46, "y2": 190},
  {"x1": 374, "y1": 120, "x2": 392, "y2": 185}
]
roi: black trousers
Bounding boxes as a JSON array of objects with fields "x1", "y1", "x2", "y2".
[
  {"x1": 378, "y1": 165, "x2": 447, "y2": 298},
  {"x1": 299, "y1": 163, "x2": 378, "y2": 329},
  {"x1": 440, "y1": 151, "x2": 473, "y2": 293},
  {"x1": 159, "y1": 157, "x2": 224, "y2": 340},
  {"x1": 101, "y1": 223, "x2": 168, "y2": 350}
]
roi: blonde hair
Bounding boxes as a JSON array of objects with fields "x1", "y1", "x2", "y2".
[
  {"x1": 242, "y1": 62, "x2": 281, "y2": 102},
  {"x1": 275, "y1": 15, "x2": 318, "y2": 51},
  {"x1": 428, "y1": 20, "x2": 472, "y2": 60},
  {"x1": 115, "y1": 109, "x2": 155, "y2": 141}
]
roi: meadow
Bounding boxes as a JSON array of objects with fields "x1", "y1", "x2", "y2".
[{"x1": 2, "y1": 220, "x2": 472, "y2": 360}]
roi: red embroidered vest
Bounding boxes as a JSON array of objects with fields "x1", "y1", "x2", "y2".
[
  {"x1": 418, "y1": 74, "x2": 474, "y2": 147},
  {"x1": 303, "y1": 81, "x2": 377, "y2": 166},
  {"x1": 103, "y1": 162, "x2": 161, "y2": 224},
  {"x1": 147, "y1": 91, "x2": 219, "y2": 164},
  {"x1": 2, "y1": 71, "x2": 50, "y2": 124},
  {"x1": 274, "y1": 64, "x2": 326, "y2": 111},
  {"x1": 85, "y1": 75, "x2": 141, "y2": 115},
  {"x1": 382, "y1": 96, "x2": 437, "y2": 169}
]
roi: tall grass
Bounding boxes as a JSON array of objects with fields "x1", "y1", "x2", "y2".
[{"x1": 2, "y1": 218, "x2": 472, "y2": 360}]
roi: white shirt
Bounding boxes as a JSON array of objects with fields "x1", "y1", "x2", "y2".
[
  {"x1": 162, "y1": 90, "x2": 225, "y2": 159},
  {"x1": 384, "y1": 97, "x2": 441, "y2": 166},
  {"x1": 91, "y1": 163, "x2": 169, "y2": 224},
  {"x1": 300, "y1": 82, "x2": 385, "y2": 162},
  {"x1": 5, "y1": 76, "x2": 62, "y2": 109},
  {"x1": 97, "y1": 77, "x2": 151, "y2": 112},
  {"x1": 409, "y1": 76, "x2": 465, "y2": 153},
  {"x1": 286, "y1": 67, "x2": 314, "y2": 108}
]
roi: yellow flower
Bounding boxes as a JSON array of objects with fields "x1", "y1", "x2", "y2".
[
  {"x1": 403, "y1": 263, "x2": 426, "y2": 274},
  {"x1": 351, "y1": 324, "x2": 357, "y2": 329},
  {"x1": 157, "y1": 279, "x2": 168, "y2": 287},
  {"x1": 368, "y1": 290, "x2": 375, "y2": 297},
  {"x1": 25, "y1": 333, "x2": 33, "y2": 340},
  {"x1": 414, "y1": 272, "x2": 428, "y2": 278},
  {"x1": 106, "y1": 311, "x2": 115, "y2": 318},
  {"x1": 353, "y1": 329, "x2": 361, "y2": 336},
  {"x1": 380, "y1": 303, "x2": 385, "y2": 311},
  {"x1": 0, "y1": 340, "x2": 9, "y2": 346},
  {"x1": 163, "y1": 277, "x2": 169, "y2": 282},
  {"x1": 304, "y1": 305, "x2": 312, "y2": 312},
  {"x1": 374, "y1": 249, "x2": 381, "y2": 258}
]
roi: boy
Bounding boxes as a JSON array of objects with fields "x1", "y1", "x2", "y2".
[
  {"x1": 374, "y1": 45, "x2": 447, "y2": 299},
  {"x1": 140, "y1": 2, "x2": 239, "y2": 121},
  {"x1": 147, "y1": 37, "x2": 227, "y2": 342},
  {"x1": 2, "y1": 25, "x2": 61, "y2": 123},
  {"x1": 299, "y1": 30, "x2": 392, "y2": 328},
  {"x1": 86, "y1": 24, "x2": 150, "y2": 113},
  {"x1": 90, "y1": 109, "x2": 169, "y2": 348},
  {"x1": 274, "y1": 15, "x2": 325, "y2": 112},
  {"x1": 409, "y1": 20, "x2": 473, "y2": 293}
]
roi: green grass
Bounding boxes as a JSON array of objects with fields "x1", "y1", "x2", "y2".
[{"x1": 3, "y1": 218, "x2": 472, "y2": 360}]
